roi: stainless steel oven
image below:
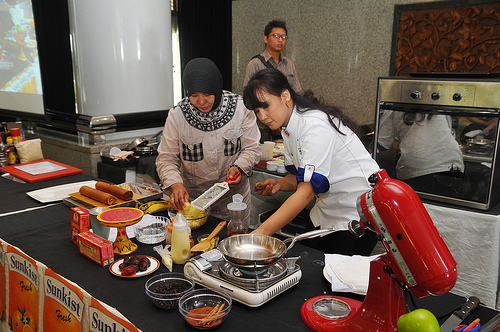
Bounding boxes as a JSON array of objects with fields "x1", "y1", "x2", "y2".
[{"x1": 373, "y1": 76, "x2": 500, "y2": 210}]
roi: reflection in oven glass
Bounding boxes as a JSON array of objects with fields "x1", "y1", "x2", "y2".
[{"x1": 376, "y1": 110, "x2": 496, "y2": 204}]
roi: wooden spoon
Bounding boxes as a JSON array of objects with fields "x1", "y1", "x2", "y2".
[{"x1": 191, "y1": 221, "x2": 227, "y2": 252}]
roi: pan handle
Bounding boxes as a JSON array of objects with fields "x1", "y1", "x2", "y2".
[{"x1": 283, "y1": 228, "x2": 336, "y2": 251}]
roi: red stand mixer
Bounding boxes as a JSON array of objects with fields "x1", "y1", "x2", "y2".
[{"x1": 300, "y1": 169, "x2": 458, "y2": 331}]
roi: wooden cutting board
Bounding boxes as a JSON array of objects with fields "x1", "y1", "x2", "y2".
[{"x1": 68, "y1": 192, "x2": 145, "y2": 208}]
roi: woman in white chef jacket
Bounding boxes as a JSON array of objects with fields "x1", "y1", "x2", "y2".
[{"x1": 243, "y1": 68, "x2": 380, "y2": 255}]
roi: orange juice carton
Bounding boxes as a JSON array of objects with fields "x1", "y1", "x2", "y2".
[
  {"x1": 7, "y1": 245, "x2": 42, "y2": 332},
  {"x1": 71, "y1": 207, "x2": 90, "y2": 245},
  {"x1": 78, "y1": 231, "x2": 114, "y2": 266},
  {"x1": 44, "y1": 268, "x2": 85, "y2": 332},
  {"x1": 89, "y1": 296, "x2": 140, "y2": 332}
]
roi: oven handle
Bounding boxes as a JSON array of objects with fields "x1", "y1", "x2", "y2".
[{"x1": 379, "y1": 102, "x2": 500, "y2": 117}]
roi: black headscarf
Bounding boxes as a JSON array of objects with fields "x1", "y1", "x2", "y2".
[{"x1": 182, "y1": 58, "x2": 223, "y2": 111}]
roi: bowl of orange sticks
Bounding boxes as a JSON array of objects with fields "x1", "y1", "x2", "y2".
[{"x1": 178, "y1": 288, "x2": 232, "y2": 329}]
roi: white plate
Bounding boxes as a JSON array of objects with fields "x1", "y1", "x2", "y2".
[
  {"x1": 26, "y1": 180, "x2": 97, "y2": 203},
  {"x1": 109, "y1": 256, "x2": 160, "y2": 278}
]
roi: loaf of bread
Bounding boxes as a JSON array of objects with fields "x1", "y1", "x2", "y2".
[
  {"x1": 95, "y1": 181, "x2": 133, "y2": 200},
  {"x1": 79, "y1": 186, "x2": 117, "y2": 205}
]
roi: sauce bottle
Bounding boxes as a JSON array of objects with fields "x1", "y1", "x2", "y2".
[
  {"x1": 170, "y1": 213, "x2": 191, "y2": 264},
  {"x1": 227, "y1": 194, "x2": 249, "y2": 236},
  {"x1": 166, "y1": 223, "x2": 173, "y2": 245}
]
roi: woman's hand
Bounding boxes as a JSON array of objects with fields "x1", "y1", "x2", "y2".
[
  {"x1": 254, "y1": 179, "x2": 281, "y2": 196},
  {"x1": 169, "y1": 183, "x2": 190, "y2": 211},
  {"x1": 227, "y1": 166, "x2": 242, "y2": 188}
]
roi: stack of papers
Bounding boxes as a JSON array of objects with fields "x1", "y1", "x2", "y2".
[{"x1": 324, "y1": 254, "x2": 381, "y2": 294}]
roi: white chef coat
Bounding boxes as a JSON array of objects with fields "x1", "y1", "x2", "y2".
[
  {"x1": 377, "y1": 111, "x2": 464, "y2": 180},
  {"x1": 282, "y1": 107, "x2": 380, "y2": 230}
]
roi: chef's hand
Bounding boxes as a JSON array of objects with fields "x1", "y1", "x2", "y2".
[
  {"x1": 254, "y1": 179, "x2": 281, "y2": 196},
  {"x1": 169, "y1": 183, "x2": 189, "y2": 211},
  {"x1": 227, "y1": 166, "x2": 242, "y2": 188}
]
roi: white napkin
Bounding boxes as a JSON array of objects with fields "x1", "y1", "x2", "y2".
[{"x1": 324, "y1": 254, "x2": 381, "y2": 294}]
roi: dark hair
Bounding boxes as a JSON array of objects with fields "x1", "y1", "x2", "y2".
[
  {"x1": 403, "y1": 113, "x2": 433, "y2": 125},
  {"x1": 243, "y1": 68, "x2": 360, "y2": 136},
  {"x1": 264, "y1": 20, "x2": 287, "y2": 36}
]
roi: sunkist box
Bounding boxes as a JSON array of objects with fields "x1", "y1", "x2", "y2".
[
  {"x1": 7, "y1": 245, "x2": 42, "y2": 332},
  {"x1": 78, "y1": 231, "x2": 114, "y2": 266},
  {"x1": 89, "y1": 297, "x2": 139, "y2": 332},
  {"x1": 0, "y1": 240, "x2": 7, "y2": 332},
  {"x1": 71, "y1": 207, "x2": 90, "y2": 245},
  {"x1": 43, "y1": 268, "x2": 86, "y2": 332}
]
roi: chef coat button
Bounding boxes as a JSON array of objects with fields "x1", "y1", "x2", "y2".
[{"x1": 210, "y1": 132, "x2": 215, "y2": 136}]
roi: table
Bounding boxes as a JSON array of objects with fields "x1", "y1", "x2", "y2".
[{"x1": 0, "y1": 174, "x2": 499, "y2": 331}]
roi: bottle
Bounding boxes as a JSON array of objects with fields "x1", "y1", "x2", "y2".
[
  {"x1": 10, "y1": 128, "x2": 21, "y2": 144},
  {"x1": 0, "y1": 139, "x2": 7, "y2": 167},
  {"x1": 170, "y1": 213, "x2": 191, "y2": 264},
  {"x1": 5, "y1": 137, "x2": 19, "y2": 165},
  {"x1": 166, "y1": 223, "x2": 173, "y2": 245},
  {"x1": 227, "y1": 194, "x2": 249, "y2": 236}
]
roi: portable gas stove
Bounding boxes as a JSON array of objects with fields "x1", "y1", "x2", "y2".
[{"x1": 183, "y1": 249, "x2": 302, "y2": 307}]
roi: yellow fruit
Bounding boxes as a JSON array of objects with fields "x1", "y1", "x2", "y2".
[{"x1": 145, "y1": 201, "x2": 171, "y2": 214}]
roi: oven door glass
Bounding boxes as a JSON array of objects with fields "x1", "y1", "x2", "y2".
[{"x1": 374, "y1": 103, "x2": 499, "y2": 205}]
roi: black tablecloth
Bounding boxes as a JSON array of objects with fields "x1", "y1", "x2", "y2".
[
  {"x1": 0, "y1": 173, "x2": 93, "y2": 214},
  {"x1": 0, "y1": 175, "x2": 499, "y2": 331}
]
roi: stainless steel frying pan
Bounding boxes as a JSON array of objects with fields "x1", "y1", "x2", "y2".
[{"x1": 217, "y1": 228, "x2": 335, "y2": 269}]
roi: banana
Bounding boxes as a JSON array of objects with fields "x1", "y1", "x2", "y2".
[{"x1": 145, "y1": 200, "x2": 171, "y2": 214}]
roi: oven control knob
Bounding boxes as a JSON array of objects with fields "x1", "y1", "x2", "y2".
[
  {"x1": 453, "y1": 92, "x2": 462, "y2": 101},
  {"x1": 410, "y1": 91, "x2": 421, "y2": 99},
  {"x1": 431, "y1": 92, "x2": 441, "y2": 100}
]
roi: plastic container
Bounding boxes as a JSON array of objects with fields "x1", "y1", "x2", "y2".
[
  {"x1": 261, "y1": 141, "x2": 275, "y2": 161},
  {"x1": 266, "y1": 161, "x2": 278, "y2": 171},
  {"x1": 170, "y1": 213, "x2": 191, "y2": 264},
  {"x1": 276, "y1": 162, "x2": 286, "y2": 173},
  {"x1": 226, "y1": 194, "x2": 248, "y2": 236}
]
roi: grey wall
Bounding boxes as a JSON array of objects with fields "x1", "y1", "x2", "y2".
[{"x1": 232, "y1": 0, "x2": 448, "y2": 125}]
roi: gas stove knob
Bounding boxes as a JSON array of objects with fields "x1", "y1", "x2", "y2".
[
  {"x1": 431, "y1": 92, "x2": 441, "y2": 100},
  {"x1": 453, "y1": 92, "x2": 462, "y2": 101},
  {"x1": 410, "y1": 90, "x2": 421, "y2": 99}
]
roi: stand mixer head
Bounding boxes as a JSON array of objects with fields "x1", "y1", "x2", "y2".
[{"x1": 300, "y1": 169, "x2": 457, "y2": 331}]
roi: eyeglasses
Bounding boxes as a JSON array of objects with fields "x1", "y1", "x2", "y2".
[{"x1": 267, "y1": 33, "x2": 287, "y2": 40}]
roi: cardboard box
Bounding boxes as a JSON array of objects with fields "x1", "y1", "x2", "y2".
[
  {"x1": 78, "y1": 231, "x2": 114, "y2": 266},
  {"x1": 71, "y1": 207, "x2": 90, "y2": 245}
]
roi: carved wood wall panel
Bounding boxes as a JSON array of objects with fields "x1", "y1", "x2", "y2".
[{"x1": 390, "y1": 0, "x2": 500, "y2": 76}]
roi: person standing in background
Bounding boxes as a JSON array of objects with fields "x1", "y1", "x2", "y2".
[
  {"x1": 243, "y1": 20, "x2": 301, "y2": 93},
  {"x1": 156, "y1": 58, "x2": 261, "y2": 223}
]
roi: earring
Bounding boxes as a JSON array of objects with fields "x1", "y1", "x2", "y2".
[{"x1": 285, "y1": 100, "x2": 289, "y2": 108}]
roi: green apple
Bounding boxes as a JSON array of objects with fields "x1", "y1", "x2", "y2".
[{"x1": 397, "y1": 309, "x2": 440, "y2": 332}]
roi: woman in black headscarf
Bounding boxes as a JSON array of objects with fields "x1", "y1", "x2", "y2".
[{"x1": 156, "y1": 58, "x2": 261, "y2": 222}]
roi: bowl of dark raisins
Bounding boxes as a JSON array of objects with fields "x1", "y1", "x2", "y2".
[{"x1": 145, "y1": 273, "x2": 195, "y2": 309}]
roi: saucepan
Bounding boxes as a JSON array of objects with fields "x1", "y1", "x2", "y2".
[{"x1": 217, "y1": 228, "x2": 335, "y2": 270}]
